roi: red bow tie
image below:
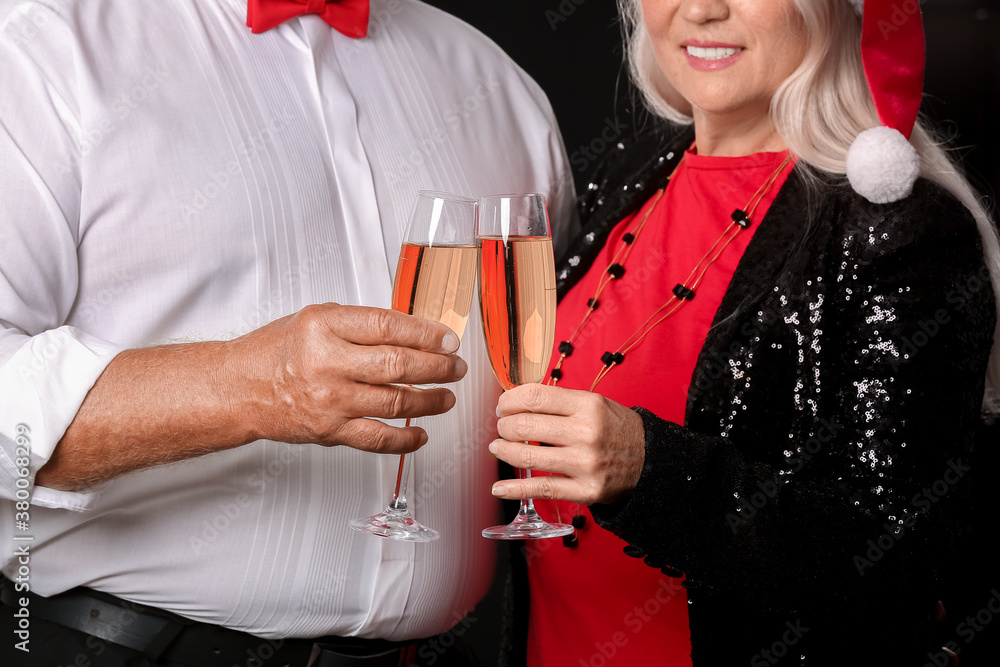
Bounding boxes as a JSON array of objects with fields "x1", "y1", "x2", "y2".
[{"x1": 246, "y1": 0, "x2": 369, "y2": 38}]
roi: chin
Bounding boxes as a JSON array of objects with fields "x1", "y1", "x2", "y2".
[{"x1": 690, "y1": 97, "x2": 754, "y2": 117}]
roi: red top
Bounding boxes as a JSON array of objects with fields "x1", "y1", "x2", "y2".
[{"x1": 527, "y1": 149, "x2": 796, "y2": 666}]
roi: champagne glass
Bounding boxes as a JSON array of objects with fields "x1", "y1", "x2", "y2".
[
  {"x1": 477, "y1": 194, "x2": 574, "y2": 540},
  {"x1": 350, "y1": 191, "x2": 479, "y2": 542}
]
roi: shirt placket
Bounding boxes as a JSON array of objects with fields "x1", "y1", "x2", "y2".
[{"x1": 301, "y1": 18, "x2": 392, "y2": 309}]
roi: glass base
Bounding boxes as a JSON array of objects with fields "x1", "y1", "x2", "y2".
[
  {"x1": 350, "y1": 507, "x2": 440, "y2": 542},
  {"x1": 481, "y1": 508, "x2": 574, "y2": 540}
]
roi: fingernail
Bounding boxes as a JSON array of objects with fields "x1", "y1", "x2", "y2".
[
  {"x1": 419, "y1": 431, "x2": 429, "y2": 446},
  {"x1": 455, "y1": 357, "x2": 468, "y2": 378},
  {"x1": 441, "y1": 331, "x2": 460, "y2": 353},
  {"x1": 492, "y1": 484, "x2": 509, "y2": 498},
  {"x1": 496, "y1": 404, "x2": 501, "y2": 418},
  {"x1": 488, "y1": 441, "x2": 498, "y2": 455}
]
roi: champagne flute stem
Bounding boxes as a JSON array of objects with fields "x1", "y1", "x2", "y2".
[
  {"x1": 519, "y1": 473, "x2": 538, "y2": 517},
  {"x1": 390, "y1": 418, "x2": 413, "y2": 511},
  {"x1": 518, "y1": 442, "x2": 537, "y2": 517}
]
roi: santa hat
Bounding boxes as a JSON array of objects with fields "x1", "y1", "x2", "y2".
[{"x1": 845, "y1": 0, "x2": 926, "y2": 204}]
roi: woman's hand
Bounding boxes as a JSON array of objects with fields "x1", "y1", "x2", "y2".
[{"x1": 489, "y1": 384, "x2": 646, "y2": 506}]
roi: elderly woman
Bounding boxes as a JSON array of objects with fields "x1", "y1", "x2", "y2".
[{"x1": 489, "y1": 1, "x2": 1000, "y2": 665}]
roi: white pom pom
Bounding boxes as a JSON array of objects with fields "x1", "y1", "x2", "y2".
[
  {"x1": 846, "y1": 126, "x2": 920, "y2": 204},
  {"x1": 847, "y1": 0, "x2": 864, "y2": 16}
]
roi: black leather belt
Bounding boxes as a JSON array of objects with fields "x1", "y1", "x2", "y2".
[{"x1": 1, "y1": 576, "x2": 418, "y2": 666}]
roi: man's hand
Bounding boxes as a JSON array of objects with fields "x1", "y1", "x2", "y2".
[
  {"x1": 488, "y1": 384, "x2": 646, "y2": 506},
  {"x1": 234, "y1": 303, "x2": 467, "y2": 453},
  {"x1": 37, "y1": 303, "x2": 468, "y2": 491}
]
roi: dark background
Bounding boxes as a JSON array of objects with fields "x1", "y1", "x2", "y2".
[{"x1": 422, "y1": 1, "x2": 1000, "y2": 665}]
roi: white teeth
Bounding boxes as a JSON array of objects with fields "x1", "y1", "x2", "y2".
[{"x1": 686, "y1": 46, "x2": 741, "y2": 60}]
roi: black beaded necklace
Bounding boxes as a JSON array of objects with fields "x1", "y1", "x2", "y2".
[{"x1": 548, "y1": 150, "x2": 794, "y2": 547}]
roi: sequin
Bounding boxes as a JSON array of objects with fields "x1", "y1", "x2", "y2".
[{"x1": 556, "y1": 137, "x2": 996, "y2": 664}]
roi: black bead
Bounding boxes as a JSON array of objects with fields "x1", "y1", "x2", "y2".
[
  {"x1": 587, "y1": 298, "x2": 600, "y2": 310},
  {"x1": 562, "y1": 533, "x2": 579, "y2": 548},
  {"x1": 622, "y1": 233, "x2": 635, "y2": 245},
  {"x1": 612, "y1": 352, "x2": 625, "y2": 366},
  {"x1": 681, "y1": 579, "x2": 702, "y2": 590},
  {"x1": 731, "y1": 209, "x2": 751, "y2": 229},
  {"x1": 661, "y1": 566, "x2": 683, "y2": 578},
  {"x1": 550, "y1": 368, "x2": 563, "y2": 380},
  {"x1": 558, "y1": 341, "x2": 575, "y2": 356},
  {"x1": 622, "y1": 545, "x2": 645, "y2": 559},
  {"x1": 672, "y1": 284, "x2": 696, "y2": 301},
  {"x1": 571, "y1": 514, "x2": 587, "y2": 529},
  {"x1": 607, "y1": 264, "x2": 625, "y2": 279},
  {"x1": 601, "y1": 351, "x2": 616, "y2": 367},
  {"x1": 643, "y1": 555, "x2": 666, "y2": 569}
]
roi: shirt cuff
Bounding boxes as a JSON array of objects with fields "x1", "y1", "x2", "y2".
[{"x1": 0, "y1": 326, "x2": 124, "y2": 510}]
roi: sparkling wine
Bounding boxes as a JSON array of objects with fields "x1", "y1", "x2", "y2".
[
  {"x1": 478, "y1": 236, "x2": 556, "y2": 390},
  {"x1": 392, "y1": 243, "x2": 479, "y2": 340}
]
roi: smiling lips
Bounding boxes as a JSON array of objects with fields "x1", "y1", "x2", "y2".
[{"x1": 683, "y1": 42, "x2": 745, "y2": 71}]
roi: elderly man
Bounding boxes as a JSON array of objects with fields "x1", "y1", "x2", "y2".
[{"x1": 0, "y1": 0, "x2": 576, "y2": 665}]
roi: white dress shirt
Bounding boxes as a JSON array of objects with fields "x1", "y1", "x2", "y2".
[{"x1": 0, "y1": 0, "x2": 576, "y2": 640}]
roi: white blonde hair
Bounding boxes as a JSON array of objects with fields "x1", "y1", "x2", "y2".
[{"x1": 619, "y1": 0, "x2": 1000, "y2": 412}]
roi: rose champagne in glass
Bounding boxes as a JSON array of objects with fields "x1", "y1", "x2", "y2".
[
  {"x1": 349, "y1": 191, "x2": 478, "y2": 542},
  {"x1": 478, "y1": 194, "x2": 573, "y2": 540}
]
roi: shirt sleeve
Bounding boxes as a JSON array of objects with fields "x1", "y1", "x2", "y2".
[
  {"x1": 0, "y1": 5, "x2": 124, "y2": 510},
  {"x1": 501, "y1": 61, "x2": 579, "y2": 259}
]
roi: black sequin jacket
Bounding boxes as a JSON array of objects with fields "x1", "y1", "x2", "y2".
[{"x1": 543, "y1": 123, "x2": 997, "y2": 665}]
